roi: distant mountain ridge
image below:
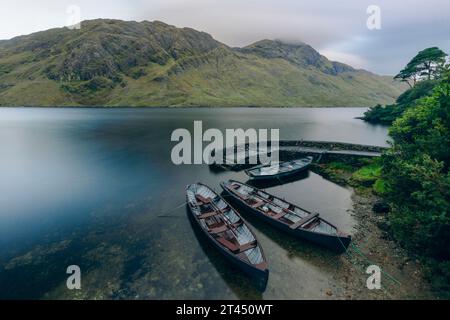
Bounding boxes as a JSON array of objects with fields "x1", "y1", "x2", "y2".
[
  {"x1": 239, "y1": 39, "x2": 355, "y2": 75},
  {"x1": 0, "y1": 19, "x2": 406, "y2": 107}
]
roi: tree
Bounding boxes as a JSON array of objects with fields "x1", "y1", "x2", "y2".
[
  {"x1": 394, "y1": 63, "x2": 419, "y2": 88},
  {"x1": 395, "y1": 47, "x2": 447, "y2": 87},
  {"x1": 382, "y1": 67, "x2": 450, "y2": 292}
]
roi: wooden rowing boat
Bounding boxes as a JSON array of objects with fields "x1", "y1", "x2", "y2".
[
  {"x1": 186, "y1": 183, "x2": 269, "y2": 284},
  {"x1": 220, "y1": 180, "x2": 351, "y2": 253},
  {"x1": 245, "y1": 157, "x2": 313, "y2": 180}
]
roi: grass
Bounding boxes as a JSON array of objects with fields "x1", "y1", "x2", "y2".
[
  {"x1": 326, "y1": 162, "x2": 354, "y2": 172},
  {"x1": 0, "y1": 24, "x2": 406, "y2": 107},
  {"x1": 351, "y1": 162, "x2": 382, "y2": 186},
  {"x1": 373, "y1": 178, "x2": 388, "y2": 195},
  {"x1": 314, "y1": 158, "x2": 386, "y2": 195}
]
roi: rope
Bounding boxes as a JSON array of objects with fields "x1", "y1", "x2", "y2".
[
  {"x1": 226, "y1": 182, "x2": 402, "y2": 291},
  {"x1": 224, "y1": 182, "x2": 404, "y2": 295},
  {"x1": 348, "y1": 242, "x2": 401, "y2": 285},
  {"x1": 157, "y1": 201, "x2": 188, "y2": 218},
  {"x1": 320, "y1": 229, "x2": 401, "y2": 298}
]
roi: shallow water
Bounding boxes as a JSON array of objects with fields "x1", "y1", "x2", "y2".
[{"x1": 0, "y1": 107, "x2": 388, "y2": 299}]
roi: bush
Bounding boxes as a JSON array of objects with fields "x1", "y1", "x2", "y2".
[
  {"x1": 351, "y1": 162, "x2": 381, "y2": 187},
  {"x1": 363, "y1": 79, "x2": 438, "y2": 124},
  {"x1": 381, "y1": 69, "x2": 450, "y2": 292},
  {"x1": 373, "y1": 178, "x2": 387, "y2": 195}
]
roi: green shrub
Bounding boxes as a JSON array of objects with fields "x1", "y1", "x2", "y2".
[
  {"x1": 326, "y1": 162, "x2": 354, "y2": 172},
  {"x1": 351, "y1": 162, "x2": 382, "y2": 187},
  {"x1": 363, "y1": 79, "x2": 438, "y2": 124},
  {"x1": 381, "y1": 68, "x2": 450, "y2": 292},
  {"x1": 373, "y1": 178, "x2": 387, "y2": 195}
]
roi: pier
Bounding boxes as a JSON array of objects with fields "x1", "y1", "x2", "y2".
[{"x1": 211, "y1": 140, "x2": 387, "y2": 171}]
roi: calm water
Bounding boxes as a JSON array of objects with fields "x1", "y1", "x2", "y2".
[{"x1": 0, "y1": 107, "x2": 388, "y2": 299}]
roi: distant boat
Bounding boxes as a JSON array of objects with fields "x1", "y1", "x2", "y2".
[
  {"x1": 186, "y1": 183, "x2": 269, "y2": 285},
  {"x1": 209, "y1": 146, "x2": 280, "y2": 172},
  {"x1": 245, "y1": 156, "x2": 313, "y2": 180},
  {"x1": 246, "y1": 169, "x2": 310, "y2": 189},
  {"x1": 220, "y1": 180, "x2": 351, "y2": 253}
]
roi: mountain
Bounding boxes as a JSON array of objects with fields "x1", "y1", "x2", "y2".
[{"x1": 0, "y1": 19, "x2": 406, "y2": 107}]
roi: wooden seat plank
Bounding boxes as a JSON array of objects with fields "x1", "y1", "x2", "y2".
[
  {"x1": 196, "y1": 194, "x2": 211, "y2": 204},
  {"x1": 199, "y1": 211, "x2": 219, "y2": 219},
  {"x1": 251, "y1": 200, "x2": 265, "y2": 208},
  {"x1": 216, "y1": 237, "x2": 239, "y2": 252},
  {"x1": 273, "y1": 211, "x2": 288, "y2": 220},
  {"x1": 209, "y1": 225, "x2": 228, "y2": 234},
  {"x1": 238, "y1": 241, "x2": 257, "y2": 253},
  {"x1": 289, "y1": 213, "x2": 319, "y2": 229}
]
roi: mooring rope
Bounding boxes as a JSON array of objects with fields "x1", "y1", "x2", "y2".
[
  {"x1": 348, "y1": 242, "x2": 402, "y2": 285},
  {"x1": 330, "y1": 227, "x2": 402, "y2": 299},
  {"x1": 157, "y1": 201, "x2": 188, "y2": 218},
  {"x1": 169, "y1": 155, "x2": 403, "y2": 296}
]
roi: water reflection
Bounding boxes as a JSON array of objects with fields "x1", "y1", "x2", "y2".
[
  {"x1": 186, "y1": 209, "x2": 265, "y2": 299},
  {"x1": 245, "y1": 170, "x2": 310, "y2": 189},
  {"x1": 0, "y1": 107, "x2": 381, "y2": 299},
  {"x1": 222, "y1": 193, "x2": 341, "y2": 265}
]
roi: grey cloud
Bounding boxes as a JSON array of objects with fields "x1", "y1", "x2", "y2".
[{"x1": 1, "y1": 0, "x2": 449, "y2": 74}]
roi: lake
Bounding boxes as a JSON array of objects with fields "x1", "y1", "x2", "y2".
[{"x1": 0, "y1": 107, "x2": 389, "y2": 299}]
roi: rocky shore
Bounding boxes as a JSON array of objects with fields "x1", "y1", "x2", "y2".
[{"x1": 311, "y1": 161, "x2": 439, "y2": 299}]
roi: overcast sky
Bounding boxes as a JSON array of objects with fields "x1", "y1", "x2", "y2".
[{"x1": 1, "y1": 0, "x2": 449, "y2": 75}]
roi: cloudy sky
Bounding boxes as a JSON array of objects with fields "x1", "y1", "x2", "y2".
[{"x1": 1, "y1": 0, "x2": 449, "y2": 75}]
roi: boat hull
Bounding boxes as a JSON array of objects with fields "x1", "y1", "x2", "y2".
[
  {"x1": 248, "y1": 163, "x2": 311, "y2": 180},
  {"x1": 186, "y1": 201, "x2": 269, "y2": 287},
  {"x1": 221, "y1": 186, "x2": 351, "y2": 254},
  {"x1": 246, "y1": 158, "x2": 312, "y2": 181}
]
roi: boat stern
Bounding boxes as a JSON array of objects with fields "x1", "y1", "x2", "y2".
[
  {"x1": 252, "y1": 263, "x2": 269, "y2": 290},
  {"x1": 334, "y1": 234, "x2": 352, "y2": 254}
]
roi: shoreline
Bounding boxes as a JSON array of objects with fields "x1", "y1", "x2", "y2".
[
  {"x1": 311, "y1": 162, "x2": 439, "y2": 299},
  {"x1": 0, "y1": 105, "x2": 372, "y2": 109}
]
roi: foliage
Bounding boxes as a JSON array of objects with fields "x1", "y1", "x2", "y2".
[
  {"x1": 396, "y1": 79, "x2": 438, "y2": 105},
  {"x1": 425, "y1": 260, "x2": 450, "y2": 294},
  {"x1": 325, "y1": 161, "x2": 354, "y2": 172},
  {"x1": 363, "y1": 79, "x2": 438, "y2": 124},
  {"x1": 381, "y1": 68, "x2": 450, "y2": 291},
  {"x1": 394, "y1": 47, "x2": 447, "y2": 87},
  {"x1": 351, "y1": 162, "x2": 382, "y2": 187},
  {"x1": 363, "y1": 47, "x2": 447, "y2": 125},
  {"x1": 362, "y1": 103, "x2": 401, "y2": 125},
  {"x1": 372, "y1": 179, "x2": 387, "y2": 195}
]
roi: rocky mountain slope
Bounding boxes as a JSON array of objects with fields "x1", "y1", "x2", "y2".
[{"x1": 0, "y1": 19, "x2": 406, "y2": 107}]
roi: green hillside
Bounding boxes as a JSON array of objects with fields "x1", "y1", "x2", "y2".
[{"x1": 0, "y1": 19, "x2": 406, "y2": 107}]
